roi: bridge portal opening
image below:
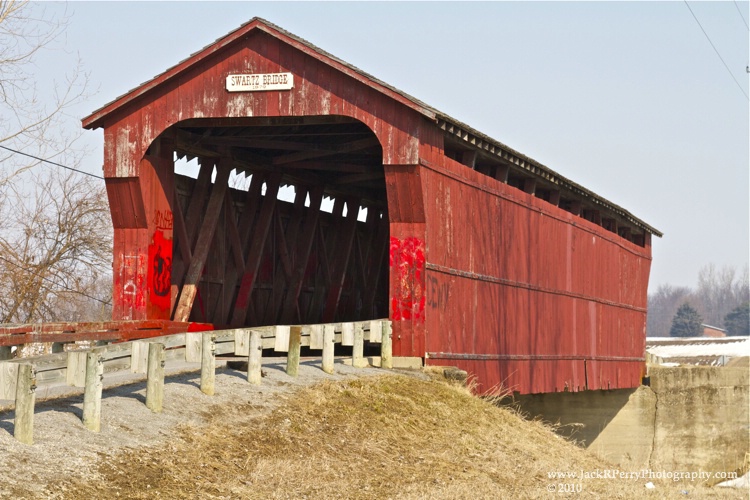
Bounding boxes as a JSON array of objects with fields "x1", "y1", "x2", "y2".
[{"x1": 154, "y1": 115, "x2": 388, "y2": 328}]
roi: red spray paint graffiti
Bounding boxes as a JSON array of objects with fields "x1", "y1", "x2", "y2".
[
  {"x1": 148, "y1": 229, "x2": 173, "y2": 313},
  {"x1": 390, "y1": 236, "x2": 426, "y2": 322}
]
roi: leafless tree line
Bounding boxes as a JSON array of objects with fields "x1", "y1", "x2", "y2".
[
  {"x1": 1, "y1": 0, "x2": 112, "y2": 324},
  {"x1": 647, "y1": 264, "x2": 750, "y2": 337}
]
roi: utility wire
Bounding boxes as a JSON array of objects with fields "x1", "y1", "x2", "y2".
[
  {"x1": 0, "y1": 255, "x2": 112, "y2": 306},
  {"x1": 733, "y1": 0, "x2": 749, "y2": 31},
  {"x1": 683, "y1": 0, "x2": 749, "y2": 100},
  {"x1": 0, "y1": 144, "x2": 104, "y2": 180}
]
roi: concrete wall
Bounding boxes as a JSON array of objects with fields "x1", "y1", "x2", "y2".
[{"x1": 515, "y1": 363, "x2": 749, "y2": 473}]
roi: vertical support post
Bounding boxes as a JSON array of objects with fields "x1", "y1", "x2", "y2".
[
  {"x1": 380, "y1": 321, "x2": 393, "y2": 369},
  {"x1": 82, "y1": 348, "x2": 104, "y2": 432},
  {"x1": 174, "y1": 161, "x2": 231, "y2": 322},
  {"x1": 286, "y1": 326, "x2": 302, "y2": 377},
  {"x1": 14, "y1": 363, "x2": 36, "y2": 445},
  {"x1": 322, "y1": 197, "x2": 360, "y2": 322},
  {"x1": 352, "y1": 322, "x2": 367, "y2": 368},
  {"x1": 280, "y1": 186, "x2": 324, "y2": 324},
  {"x1": 146, "y1": 342, "x2": 166, "y2": 413},
  {"x1": 230, "y1": 172, "x2": 282, "y2": 326},
  {"x1": 201, "y1": 332, "x2": 216, "y2": 396},
  {"x1": 322, "y1": 324, "x2": 335, "y2": 374},
  {"x1": 247, "y1": 329, "x2": 262, "y2": 385}
]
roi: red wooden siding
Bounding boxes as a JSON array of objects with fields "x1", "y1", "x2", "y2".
[
  {"x1": 419, "y1": 156, "x2": 650, "y2": 393},
  {"x1": 84, "y1": 18, "x2": 657, "y2": 394}
]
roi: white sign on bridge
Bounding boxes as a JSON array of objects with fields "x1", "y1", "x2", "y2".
[{"x1": 226, "y1": 72, "x2": 294, "y2": 92}]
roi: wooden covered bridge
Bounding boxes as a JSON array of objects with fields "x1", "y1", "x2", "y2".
[{"x1": 81, "y1": 18, "x2": 661, "y2": 394}]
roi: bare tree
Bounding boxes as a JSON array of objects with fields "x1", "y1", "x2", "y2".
[
  {"x1": 647, "y1": 284, "x2": 692, "y2": 337},
  {"x1": 0, "y1": 171, "x2": 112, "y2": 323},
  {"x1": 0, "y1": 1, "x2": 111, "y2": 324},
  {"x1": 648, "y1": 264, "x2": 750, "y2": 337},
  {"x1": 1, "y1": 0, "x2": 88, "y2": 161}
]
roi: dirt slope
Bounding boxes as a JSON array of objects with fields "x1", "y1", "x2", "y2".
[{"x1": 1, "y1": 365, "x2": 744, "y2": 499}]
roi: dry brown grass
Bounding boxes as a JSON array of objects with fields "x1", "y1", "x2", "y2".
[{"x1": 48, "y1": 373, "x2": 743, "y2": 499}]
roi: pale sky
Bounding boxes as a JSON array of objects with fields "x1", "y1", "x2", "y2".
[{"x1": 29, "y1": 1, "x2": 750, "y2": 293}]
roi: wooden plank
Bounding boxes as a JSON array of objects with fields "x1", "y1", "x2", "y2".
[
  {"x1": 183, "y1": 159, "x2": 215, "y2": 249},
  {"x1": 165, "y1": 346, "x2": 188, "y2": 363},
  {"x1": 274, "y1": 325, "x2": 290, "y2": 352},
  {"x1": 323, "y1": 195, "x2": 359, "y2": 322},
  {"x1": 218, "y1": 195, "x2": 245, "y2": 321},
  {"x1": 35, "y1": 368, "x2": 67, "y2": 386},
  {"x1": 307, "y1": 198, "x2": 342, "y2": 321},
  {"x1": 0, "y1": 332, "x2": 120, "y2": 347},
  {"x1": 309, "y1": 324, "x2": 324, "y2": 350},
  {"x1": 172, "y1": 189, "x2": 193, "y2": 264},
  {"x1": 235, "y1": 329, "x2": 249, "y2": 356},
  {"x1": 217, "y1": 173, "x2": 265, "y2": 323},
  {"x1": 299, "y1": 325, "x2": 312, "y2": 347},
  {"x1": 185, "y1": 332, "x2": 201, "y2": 362},
  {"x1": 214, "y1": 340, "x2": 236, "y2": 356},
  {"x1": 280, "y1": 186, "x2": 324, "y2": 323},
  {"x1": 0, "y1": 362, "x2": 19, "y2": 400},
  {"x1": 13, "y1": 352, "x2": 67, "y2": 372},
  {"x1": 131, "y1": 341, "x2": 150, "y2": 374},
  {"x1": 98, "y1": 342, "x2": 134, "y2": 362},
  {"x1": 262, "y1": 337, "x2": 275, "y2": 350},
  {"x1": 66, "y1": 351, "x2": 87, "y2": 387},
  {"x1": 174, "y1": 164, "x2": 232, "y2": 322},
  {"x1": 272, "y1": 137, "x2": 380, "y2": 165},
  {"x1": 171, "y1": 160, "x2": 214, "y2": 293},
  {"x1": 224, "y1": 193, "x2": 247, "y2": 275},
  {"x1": 265, "y1": 207, "x2": 296, "y2": 324},
  {"x1": 341, "y1": 322, "x2": 354, "y2": 346},
  {"x1": 362, "y1": 215, "x2": 389, "y2": 317},
  {"x1": 230, "y1": 171, "x2": 282, "y2": 326},
  {"x1": 369, "y1": 320, "x2": 383, "y2": 343},
  {"x1": 101, "y1": 357, "x2": 132, "y2": 375}
]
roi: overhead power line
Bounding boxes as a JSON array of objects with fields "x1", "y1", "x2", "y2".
[
  {"x1": 733, "y1": 0, "x2": 749, "y2": 31},
  {"x1": 683, "y1": 0, "x2": 749, "y2": 101},
  {"x1": 0, "y1": 255, "x2": 112, "y2": 306},
  {"x1": 0, "y1": 144, "x2": 104, "y2": 180}
]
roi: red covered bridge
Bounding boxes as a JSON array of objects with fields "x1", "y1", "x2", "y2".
[{"x1": 82, "y1": 18, "x2": 661, "y2": 394}]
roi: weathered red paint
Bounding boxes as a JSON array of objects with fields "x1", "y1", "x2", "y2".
[
  {"x1": 0, "y1": 320, "x2": 213, "y2": 348},
  {"x1": 83, "y1": 18, "x2": 658, "y2": 394},
  {"x1": 389, "y1": 236, "x2": 426, "y2": 322},
  {"x1": 148, "y1": 229, "x2": 173, "y2": 313}
]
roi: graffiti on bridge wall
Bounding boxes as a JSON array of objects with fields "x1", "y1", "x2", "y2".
[
  {"x1": 426, "y1": 274, "x2": 449, "y2": 310},
  {"x1": 390, "y1": 236, "x2": 425, "y2": 322},
  {"x1": 148, "y1": 227, "x2": 173, "y2": 314}
]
